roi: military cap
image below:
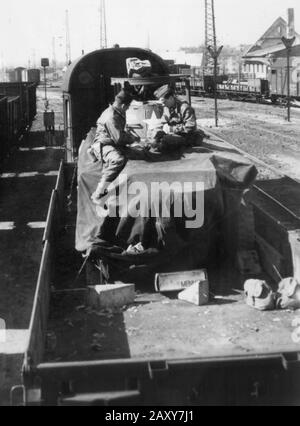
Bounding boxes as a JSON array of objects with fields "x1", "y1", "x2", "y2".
[{"x1": 154, "y1": 85, "x2": 173, "y2": 100}]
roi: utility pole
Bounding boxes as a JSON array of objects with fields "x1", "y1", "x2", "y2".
[
  {"x1": 65, "y1": 10, "x2": 72, "y2": 66},
  {"x1": 100, "y1": 0, "x2": 107, "y2": 49},
  {"x1": 52, "y1": 36, "x2": 57, "y2": 76},
  {"x1": 208, "y1": 45, "x2": 223, "y2": 127},
  {"x1": 281, "y1": 36, "x2": 295, "y2": 122},
  {"x1": 41, "y1": 58, "x2": 50, "y2": 105},
  {"x1": 146, "y1": 31, "x2": 151, "y2": 50},
  {"x1": 1, "y1": 51, "x2": 6, "y2": 81},
  {"x1": 31, "y1": 49, "x2": 36, "y2": 68},
  {"x1": 281, "y1": 8, "x2": 296, "y2": 122},
  {"x1": 205, "y1": 0, "x2": 223, "y2": 127},
  {"x1": 204, "y1": 0, "x2": 217, "y2": 75}
]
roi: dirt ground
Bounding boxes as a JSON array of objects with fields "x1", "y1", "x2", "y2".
[{"x1": 193, "y1": 98, "x2": 300, "y2": 180}]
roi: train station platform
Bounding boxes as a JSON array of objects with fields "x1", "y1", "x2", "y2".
[{"x1": 0, "y1": 93, "x2": 64, "y2": 405}]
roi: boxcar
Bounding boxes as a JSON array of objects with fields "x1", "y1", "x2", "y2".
[{"x1": 28, "y1": 69, "x2": 41, "y2": 85}]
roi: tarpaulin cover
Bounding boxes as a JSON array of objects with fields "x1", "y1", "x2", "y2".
[{"x1": 76, "y1": 129, "x2": 257, "y2": 273}]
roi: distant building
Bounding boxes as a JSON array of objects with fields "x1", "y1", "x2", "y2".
[
  {"x1": 219, "y1": 46, "x2": 250, "y2": 77},
  {"x1": 15, "y1": 67, "x2": 26, "y2": 82},
  {"x1": 243, "y1": 16, "x2": 300, "y2": 78},
  {"x1": 158, "y1": 50, "x2": 204, "y2": 76},
  {"x1": 268, "y1": 44, "x2": 300, "y2": 98},
  {"x1": 7, "y1": 69, "x2": 17, "y2": 82}
]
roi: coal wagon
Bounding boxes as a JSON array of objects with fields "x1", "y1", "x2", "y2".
[{"x1": 0, "y1": 82, "x2": 37, "y2": 164}]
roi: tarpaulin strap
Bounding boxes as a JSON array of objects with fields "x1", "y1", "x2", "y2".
[
  {"x1": 67, "y1": 161, "x2": 78, "y2": 210},
  {"x1": 155, "y1": 220, "x2": 166, "y2": 247},
  {"x1": 72, "y1": 254, "x2": 90, "y2": 286},
  {"x1": 95, "y1": 259, "x2": 110, "y2": 284}
]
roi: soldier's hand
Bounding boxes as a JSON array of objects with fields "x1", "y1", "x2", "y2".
[{"x1": 91, "y1": 189, "x2": 108, "y2": 204}]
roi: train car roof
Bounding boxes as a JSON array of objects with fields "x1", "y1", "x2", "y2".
[{"x1": 62, "y1": 47, "x2": 169, "y2": 93}]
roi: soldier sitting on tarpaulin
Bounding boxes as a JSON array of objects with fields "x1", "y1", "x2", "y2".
[
  {"x1": 151, "y1": 85, "x2": 203, "y2": 152},
  {"x1": 89, "y1": 89, "x2": 140, "y2": 203}
]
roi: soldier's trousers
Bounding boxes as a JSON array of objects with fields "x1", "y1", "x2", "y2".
[{"x1": 97, "y1": 145, "x2": 127, "y2": 193}]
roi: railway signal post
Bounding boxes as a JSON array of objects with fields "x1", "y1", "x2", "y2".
[
  {"x1": 207, "y1": 45, "x2": 223, "y2": 127},
  {"x1": 281, "y1": 36, "x2": 296, "y2": 122},
  {"x1": 41, "y1": 58, "x2": 49, "y2": 108}
]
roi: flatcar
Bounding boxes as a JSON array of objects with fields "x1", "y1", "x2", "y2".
[
  {"x1": 190, "y1": 75, "x2": 270, "y2": 101},
  {"x1": 217, "y1": 78, "x2": 270, "y2": 100},
  {"x1": 190, "y1": 64, "x2": 300, "y2": 104}
]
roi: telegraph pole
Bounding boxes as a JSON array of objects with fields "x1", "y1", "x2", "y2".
[
  {"x1": 52, "y1": 36, "x2": 57, "y2": 77},
  {"x1": 204, "y1": 0, "x2": 217, "y2": 75},
  {"x1": 65, "y1": 10, "x2": 72, "y2": 66},
  {"x1": 205, "y1": 0, "x2": 223, "y2": 127},
  {"x1": 100, "y1": 0, "x2": 107, "y2": 49},
  {"x1": 281, "y1": 36, "x2": 295, "y2": 122},
  {"x1": 208, "y1": 45, "x2": 223, "y2": 127}
]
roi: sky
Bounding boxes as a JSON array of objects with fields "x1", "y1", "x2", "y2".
[{"x1": 1, "y1": 0, "x2": 300, "y2": 67}]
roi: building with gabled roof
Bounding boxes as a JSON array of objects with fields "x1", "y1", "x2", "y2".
[{"x1": 243, "y1": 15, "x2": 300, "y2": 79}]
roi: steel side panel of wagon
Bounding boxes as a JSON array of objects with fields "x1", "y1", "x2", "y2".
[{"x1": 18, "y1": 159, "x2": 300, "y2": 406}]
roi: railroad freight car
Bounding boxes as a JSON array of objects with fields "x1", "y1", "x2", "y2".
[
  {"x1": 190, "y1": 75, "x2": 228, "y2": 95},
  {"x1": 28, "y1": 69, "x2": 41, "y2": 85},
  {"x1": 217, "y1": 78, "x2": 270, "y2": 100},
  {"x1": 190, "y1": 76, "x2": 269, "y2": 100},
  {"x1": 0, "y1": 95, "x2": 22, "y2": 163},
  {"x1": 0, "y1": 82, "x2": 37, "y2": 129},
  {"x1": 0, "y1": 95, "x2": 8, "y2": 160},
  {"x1": 0, "y1": 82, "x2": 37, "y2": 163},
  {"x1": 7, "y1": 96, "x2": 22, "y2": 141}
]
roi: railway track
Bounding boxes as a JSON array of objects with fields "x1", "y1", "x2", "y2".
[
  {"x1": 191, "y1": 90, "x2": 300, "y2": 108},
  {"x1": 205, "y1": 127, "x2": 300, "y2": 225},
  {"x1": 193, "y1": 105, "x2": 300, "y2": 142},
  {"x1": 214, "y1": 108, "x2": 300, "y2": 143}
]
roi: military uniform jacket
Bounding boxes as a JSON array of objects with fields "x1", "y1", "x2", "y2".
[
  {"x1": 163, "y1": 100, "x2": 197, "y2": 135},
  {"x1": 93, "y1": 105, "x2": 135, "y2": 148}
]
